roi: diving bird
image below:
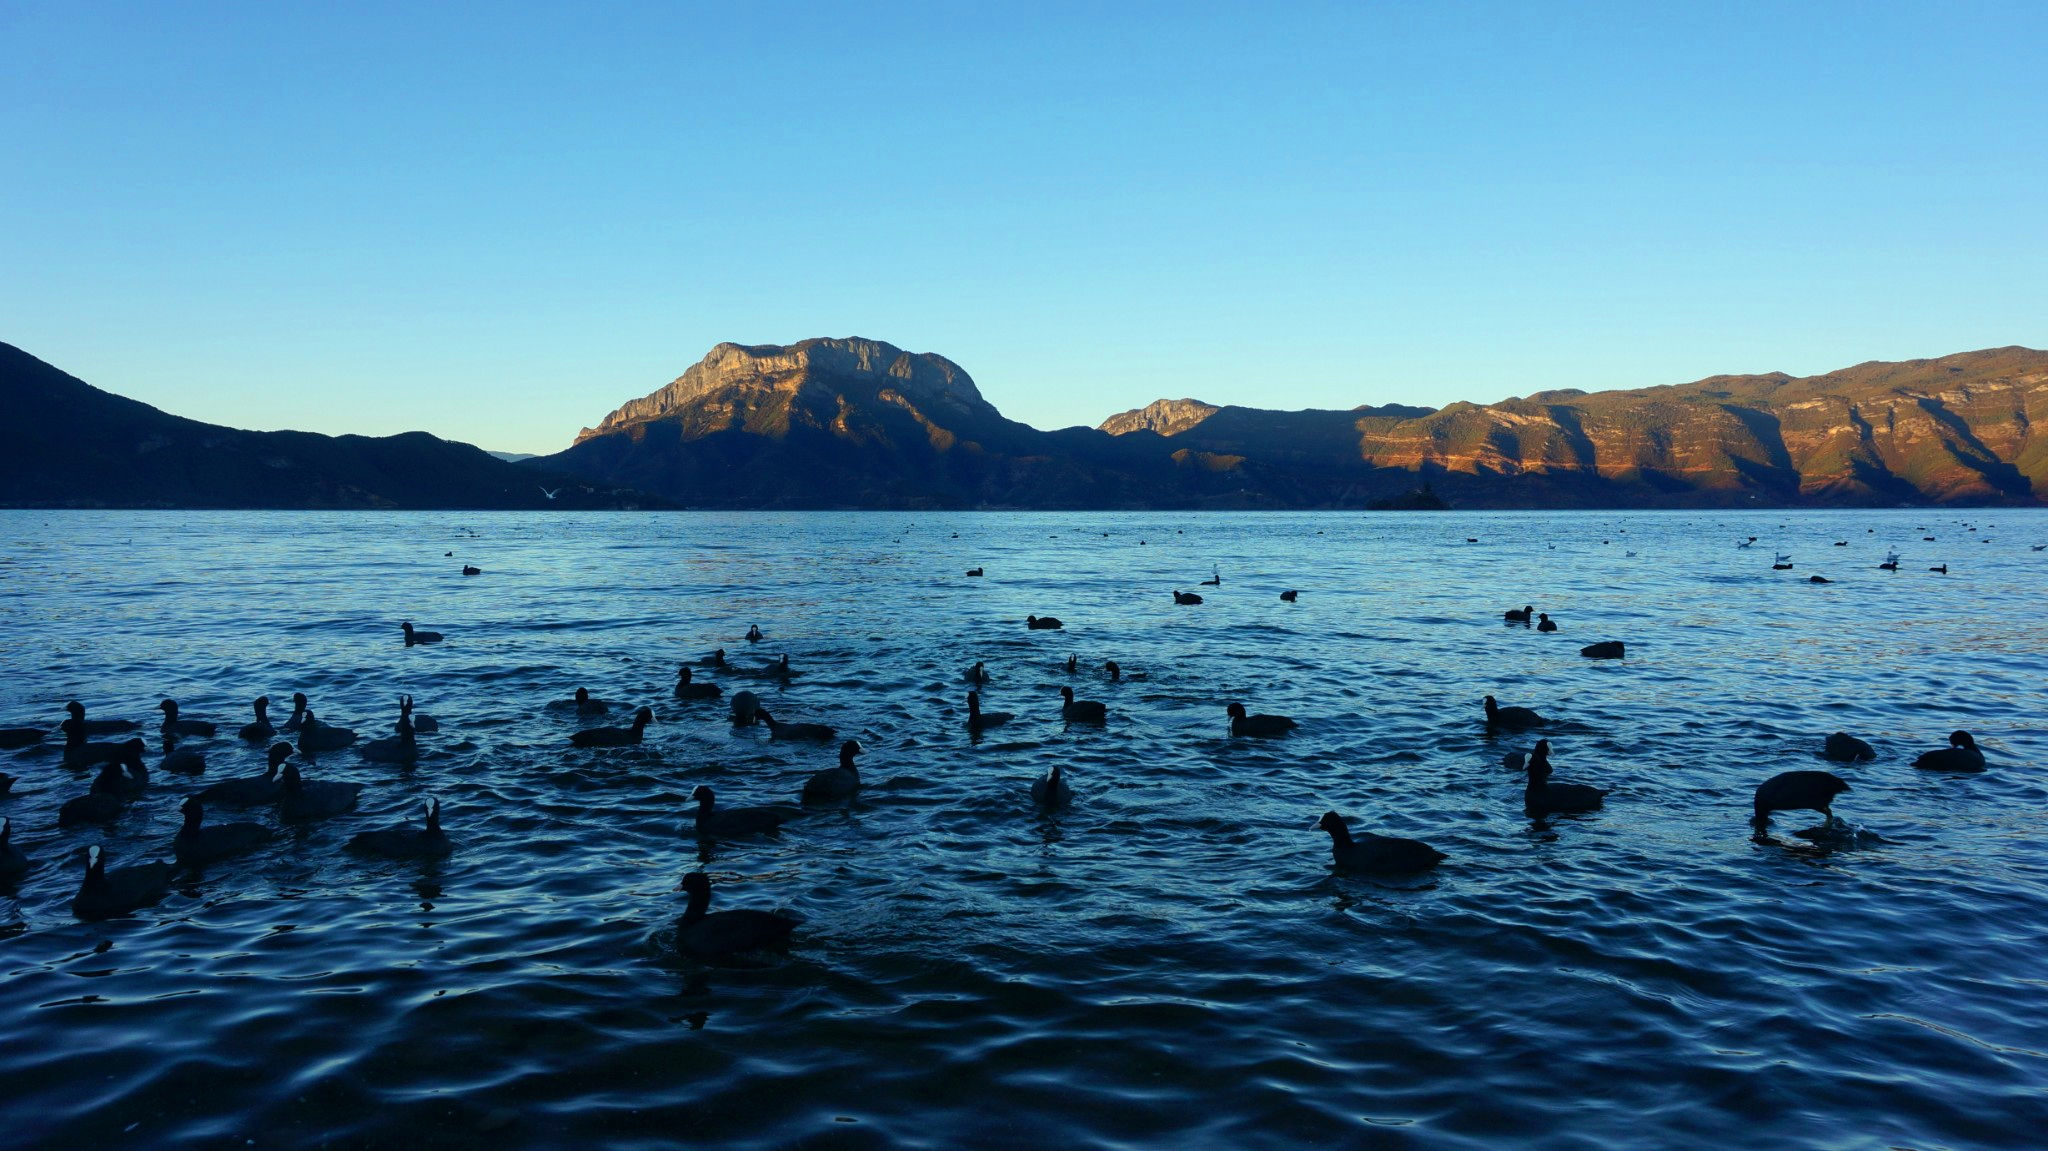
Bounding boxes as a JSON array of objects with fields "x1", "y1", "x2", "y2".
[
  {"x1": 1823, "y1": 732, "x2": 1876, "y2": 762},
  {"x1": 757, "y1": 709, "x2": 835, "y2": 743},
  {"x1": 1482, "y1": 695, "x2": 1544, "y2": 729},
  {"x1": 1226, "y1": 702, "x2": 1296, "y2": 737},
  {"x1": 1059, "y1": 686, "x2": 1107, "y2": 724},
  {"x1": 1522, "y1": 741, "x2": 1607, "y2": 815},
  {"x1": 157, "y1": 700, "x2": 217, "y2": 738},
  {"x1": 688, "y1": 786, "x2": 798, "y2": 840},
  {"x1": 1027, "y1": 615, "x2": 1064, "y2": 630},
  {"x1": 801, "y1": 741, "x2": 863, "y2": 803},
  {"x1": 71, "y1": 846, "x2": 173, "y2": 921},
  {"x1": 348, "y1": 800, "x2": 454, "y2": 859},
  {"x1": 1030, "y1": 763, "x2": 1072, "y2": 808},
  {"x1": 1752, "y1": 770, "x2": 1850, "y2": 828},
  {"x1": 673, "y1": 668, "x2": 721, "y2": 700},
  {"x1": 571, "y1": 706, "x2": 653, "y2": 747},
  {"x1": 966, "y1": 691, "x2": 1013, "y2": 731},
  {"x1": 197, "y1": 742, "x2": 292, "y2": 807},
  {"x1": 278, "y1": 762, "x2": 364, "y2": 821},
  {"x1": 675, "y1": 871, "x2": 798, "y2": 964},
  {"x1": 1913, "y1": 731, "x2": 1984, "y2": 773},
  {"x1": 1315, "y1": 811, "x2": 1445, "y2": 874},
  {"x1": 401, "y1": 621, "x2": 444, "y2": 646},
  {"x1": 173, "y1": 797, "x2": 272, "y2": 866},
  {"x1": 238, "y1": 696, "x2": 275, "y2": 742}
]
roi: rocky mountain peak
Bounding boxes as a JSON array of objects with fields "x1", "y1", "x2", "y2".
[{"x1": 1098, "y1": 398, "x2": 1221, "y2": 437}]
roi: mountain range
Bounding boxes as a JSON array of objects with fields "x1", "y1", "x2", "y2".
[{"x1": 4, "y1": 335, "x2": 2044, "y2": 509}]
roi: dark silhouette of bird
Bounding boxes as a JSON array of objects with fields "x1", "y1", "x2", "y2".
[
  {"x1": 676, "y1": 871, "x2": 798, "y2": 964},
  {"x1": 551, "y1": 686, "x2": 612, "y2": 714},
  {"x1": 1279, "y1": 589, "x2": 1298, "y2": 602},
  {"x1": 0, "y1": 818, "x2": 27, "y2": 881},
  {"x1": 689, "y1": 786, "x2": 798, "y2": 840},
  {"x1": 160, "y1": 735, "x2": 206, "y2": 775},
  {"x1": 59, "y1": 761, "x2": 134, "y2": 827},
  {"x1": 1504, "y1": 605, "x2": 1533, "y2": 623},
  {"x1": 157, "y1": 700, "x2": 217, "y2": 738},
  {"x1": 1929, "y1": 564, "x2": 1948, "y2": 574},
  {"x1": 802, "y1": 741, "x2": 863, "y2": 803},
  {"x1": 963, "y1": 660, "x2": 992, "y2": 685},
  {"x1": 0, "y1": 727, "x2": 43, "y2": 750},
  {"x1": 673, "y1": 668, "x2": 721, "y2": 700},
  {"x1": 730, "y1": 690, "x2": 760, "y2": 726},
  {"x1": 360, "y1": 699, "x2": 419, "y2": 764},
  {"x1": 1027, "y1": 615, "x2": 1064, "y2": 630},
  {"x1": 462, "y1": 565, "x2": 481, "y2": 576},
  {"x1": 174, "y1": 797, "x2": 272, "y2": 865},
  {"x1": 348, "y1": 800, "x2": 454, "y2": 859},
  {"x1": 279, "y1": 762, "x2": 363, "y2": 821},
  {"x1": 1536, "y1": 613, "x2": 1557, "y2": 632},
  {"x1": 1059, "y1": 686, "x2": 1107, "y2": 724},
  {"x1": 282, "y1": 693, "x2": 310, "y2": 732},
  {"x1": 1030, "y1": 762, "x2": 1072, "y2": 808},
  {"x1": 1483, "y1": 695, "x2": 1544, "y2": 729},
  {"x1": 572, "y1": 706, "x2": 653, "y2": 747},
  {"x1": 1226, "y1": 702, "x2": 1296, "y2": 737},
  {"x1": 72, "y1": 846, "x2": 173, "y2": 921},
  {"x1": 1201, "y1": 566, "x2": 1221, "y2": 586},
  {"x1": 1173, "y1": 590, "x2": 1204, "y2": 605},
  {"x1": 967, "y1": 691, "x2": 1012, "y2": 731},
  {"x1": 1579, "y1": 641, "x2": 1625, "y2": 659},
  {"x1": 965, "y1": 567, "x2": 984, "y2": 577},
  {"x1": 238, "y1": 696, "x2": 275, "y2": 742},
  {"x1": 1315, "y1": 812, "x2": 1445, "y2": 874},
  {"x1": 198, "y1": 743, "x2": 292, "y2": 806},
  {"x1": 1913, "y1": 731, "x2": 1984, "y2": 772},
  {"x1": 1823, "y1": 732, "x2": 1875, "y2": 762},
  {"x1": 1522, "y1": 741, "x2": 1607, "y2": 815},
  {"x1": 1753, "y1": 770, "x2": 1850, "y2": 828},
  {"x1": 401, "y1": 621, "x2": 444, "y2": 646},
  {"x1": 759, "y1": 708, "x2": 835, "y2": 742},
  {"x1": 297, "y1": 710, "x2": 358, "y2": 754},
  {"x1": 746, "y1": 624, "x2": 764, "y2": 643}
]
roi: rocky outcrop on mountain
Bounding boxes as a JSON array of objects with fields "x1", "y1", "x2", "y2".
[
  {"x1": 552, "y1": 340, "x2": 2048, "y2": 508},
  {"x1": 0, "y1": 341, "x2": 649, "y2": 509}
]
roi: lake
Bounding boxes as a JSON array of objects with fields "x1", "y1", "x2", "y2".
[{"x1": 1, "y1": 508, "x2": 2044, "y2": 1150}]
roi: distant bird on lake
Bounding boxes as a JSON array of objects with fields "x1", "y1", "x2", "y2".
[
  {"x1": 963, "y1": 661, "x2": 991, "y2": 685},
  {"x1": 174, "y1": 797, "x2": 272, "y2": 866},
  {"x1": 59, "y1": 759, "x2": 137, "y2": 827},
  {"x1": 572, "y1": 706, "x2": 653, "y2": 747},
  {"x1": 1929, "y1": 564, "x2": 1948, "y2": 574},
  {"x1": 1753, "y1": 770, "x2": 1850, "y2": 829},
  {"x1": 1316, "y1": 811, "x2": 1445, "y2": 874},
  {"x1": 1030, "y1": 762, "x2": 1072, "y2": 808},
  {"x1": 238, "y1": 696, "x2": 275, "y2": 742},
  {"x1": 1504, "y1": 605, "x2": 1533, "y2": 623},
  {"x1": 758, "y1": 708, "x2": 835, "y2": 743},
  {"x1": 196, "y1": 743, "x2": 291, "y2": 807},
  {"x1": 283, "y1": 693, "x2": 310, "y2": 732},
  {"x1": 349, "y1": 800, "x2": 454, "y2": 859},
  {"x1": 72, "y1": 846, "x2": 173, "y2": 921},
  {"x1": 1202, "y1": 566, "x2": 1221, "y2": 586},
  {"x1": 0, "y1": 727, "x2": 43, "y2": 749},
  {"x1": 157, "y1": 700, "x2": 216, "y2": 738},
  {"x1": 689, "y1": 786, "x2": 797, "y2": 840},
  {"x1": 360, "y1": 700, "x2": 419, "y2": 764},
  {"x1": 279, "y1": 762, "x2": 363, "y2": 821},
  {"x1": 1823, "y1": 732, "x2": 1876, "y2": 762},
  {"x1": 1808, "y1": 575, "x2": 1832, "y2": 584},
  {"x1": 1027, "y1": 615, "x2": 1064, "y2": 630},
  {"x1": 1580, "y1": 641, "x2": 1625, "y2": 659},
  {"x1": 1103, "y1": 660, "x2": 1146, "y2": 682},
  {"x1": 1173, "y1": 590, "x2": 1204, "y2": 605},
  {"x1": 730, "y1": 690, "x2": 760, "y2": 726},
  {"x1": 160, "y1": 735, "x2": 205, "y2": 775},
  {"x1": 673, "y1": 668, "x2": 721, "y2": 700},
  {"x1": 551, "y1": 686, "x2": 612, "y2": 714},
  {"x1": 1059, "y1": 686, "x2": 1106, "y2": 724},
  {"x1": 0, "y1": 819, "x2": 26, "y2": 881},
  {"x1": 1064, "y1": 655, "x2": 1078, "y2": 674},
  {"x1": 298, "y1": 710, "x2": 358, "y2": 754},
  {"x1": 676, "y1": 871, "x2": 798, "y2": 964},
  {"x1": 62, "y1": 702, "x2": 134, "y2": 766},
  {"x1": 966, "y1": 691, "x2": 1012, "y2": 731},
  {"x1": 746, "y1": 624, "x2": 764, "y2": 643},
  {"x1": 1913, "y1": 731, "x2": 1984, "y2": 773},
  {"x1": 1536, "y1": 613, "x2": 1558, "y2": 632},
  {"x1": 1483, "y1": 695, "x2": 1544, "y2": 729},
  {"x1": 1226, "y1": 702, "x2": 1296, "y2": 737},
  {"x1": 401, "y1": 621, "x2": 443, "y2": 646},
  {"x1": 1523, "y1": 741, "x2": 1607, "y2": 815},
  {"x1": 462, "y1": 565, "x2": 481, "y2": 576},
  {"x1": 802, "y1": 741, "x2": 863, "y2": 803},
  {"x1": 965, "y1": 567, "x2": 984, "y2": 577},
  {"x1": 1279, "y1": 589, "x2": 1298, "y2": 602},
  {"x1": 704, "y1": 648, "x2": 728, "y2": 668}
]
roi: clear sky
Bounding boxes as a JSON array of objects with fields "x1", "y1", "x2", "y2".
[{"x1": 4, "y1": 1, "x2": 2044, "y2": 453}]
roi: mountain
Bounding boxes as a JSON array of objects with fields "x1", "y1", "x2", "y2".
[
  {"x1": 0, "y1": 341, "x2": 648, "y2": 509},
  {"x1": 488, "y1": 450, "x2": 539, "y2": 463},
  {"x1": 550, "y1": 339, "x2": 2048, "y2": 508}
]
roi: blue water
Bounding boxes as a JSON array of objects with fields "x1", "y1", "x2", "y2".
[{"x1": 1, "y1": 509, "x2": 2045, "y2": 1150}]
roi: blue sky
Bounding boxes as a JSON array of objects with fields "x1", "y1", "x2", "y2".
[{"x1": 4, "y1": 1, "x2": 2044, "y2": 453}]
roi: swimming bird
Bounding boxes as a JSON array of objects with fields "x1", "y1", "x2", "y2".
[
  {"x1": 967, "y1": 691, "x2": 1013, "y2": 731},
  {"x1": 0, "y1": 819, "x2": 27, "y2": 881},
  {"x1": 0, "y1": 727, "x2": 43, "y2": 749},
  {"x1": 1879, "y1": 552, "x2": 1901, "y2": 571},
  {"x1": 160, "y1": 736, "x2": 206, "y2": 775},
  {"x1": 1059, "y1": 686, "x2": 1107, "y2": 724},
  {"x1": 1030, "y1": 762, "x2": 1072, "y2": 808},
  {"x1": 730, "y1": 690, "x2": 760, "y2": 726},
  {"x1": 282, "y1": 693, "x2": 310, "y2": 732},
  {"x1": 58, "y1": 761, "x2": 133, "y2": 827},
  {"x1": 1752, "y1": 770, "x2": 1850, "y2": 828},
  {"x1": 173, "y1": 797, "x2": 272, "y2": 866},
  {"x1": 298, "y1": 710, "x2": 358, "y2": 754},
  {"x1": 1315, "y1": 811, "x2": 1445, "y2": 874},
  {"x1": 1522, "y1": 741, "x2": 1607, "y2": 815},
  {"x1": 1822, "y1": 732, "x2": 1876, "y2": 762},
  {"x1": 1579, "y1": 641, "x2": 1625, "y2": 659},
  {"x1": 197, "y1": 742, "x2": 292, "y2": 807},
  {"x1": 1173, "y1": 590, "x2": 1204, "y2": 605},
  {"x1": 401, "y1": 621, "x2": 443, "y2": 646},
  {"x1": 552, "y1": 686, "x2": 613, "y2": 714},
  {"x1": 399, "y1": 695, "x2": 440, "y2": 734},
  {"x1": 965, "y1": 567, "x2": 984, "y2": 577},
  {"x1": 758, "y1": 708, "x2": 835, "y2": 743},
  {"x1": 1929, "y1": 564, "x2": 1948, "y2": 574},
  {"x1": 801, "y1": 741, "x2": 863, "y2": 803},
  {"x1": 1064, "y1": 655, "x2": 1078, "y2": 674},
  {"x1": 71, "y1": 846, "x2": 173, "y2": 921},
  {"x1": 1201, "y1": 565, "x2": 1221, "y2": 586},
  {"x1": 688, "y1": 786, "x2": 798, "y2": 840},
  {"x1": 1279, "y1": 590, "x2": 1298, "y2": 602},
  {"x1": 278, "y1": 762, "x2": 363, "y2": 821},
  {"x1": 571, "y1": 706, "x2": 653, "y2": 747},
  {"x1": 673, "y1": 668, "x2": 721, "y2": 700},
  {"x1": 676, "y1": 871, "x2": 798, "y2": 964},
  {"x1": 733, "y1": 654, "x2": 795, "y2": 679},
  {"x1": 1772, "y1": 553, "x2": 1794, "y2": 570},
  {"x1": 1483, "y1": 695, "x2": 1544, "y2": 729},
  {"x1": 963, "y1": 661, "x2": 992, "y2": 685},
  {"x1": 746, "y1": 625, "x2": 764, "y2": 643},
  {"x1": 237, "y1": 696, "x2": 275, "y2": 742},
  {"x1": 359, "y1": 701, "x2": 418, "y2": 764},
  {"x1": 1103, "y1": 659, "x2": 1145, "y2": 682},
  {"x1": 704, "y1": 649, "x2": 728, "y2": 668},
  {"x1": 1027, "y1": 615, "x2": 1064, "y2": 630},
  {"x1": 1227, "y1": 702, "x2": 1296, "y2": 737},
  {"x1": 61, "y1": 702, "x2": 134, "y2": 766},
  {"x1": 348, "y1": 799, "x2": 454, "y2": 859},
  {"x1": 1504, "y1": 605, "x2": 1533, "y2": 623},
  {"x1": 1536, "y1": 613, "x2": 1558, "y2": 632},
  {"x1": 462, "y1": 565, "x2": 481, "y2": 576},
  {"x1": 0, "y1": 770, "x2": 13, "y2": 795},
  {"x1": 1913, "y1": 731, "x2": 1984, "y2": 773},
  {"x1": 1808, "y1": 575, "x2": 1832, "y2": 584}
]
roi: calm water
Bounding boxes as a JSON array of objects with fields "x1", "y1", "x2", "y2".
[{"x1": 2, "y1": 509, "x2": 2045, "y2": 1150}]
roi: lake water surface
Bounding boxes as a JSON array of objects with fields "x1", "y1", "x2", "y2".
[{"x1": 2, "y1": 509, "x2": 2045, "y2": 1150}]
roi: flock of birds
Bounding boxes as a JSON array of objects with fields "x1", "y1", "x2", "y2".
[{"x1": 0, "y1": 523, "x2": 2015, "y2": 962}]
